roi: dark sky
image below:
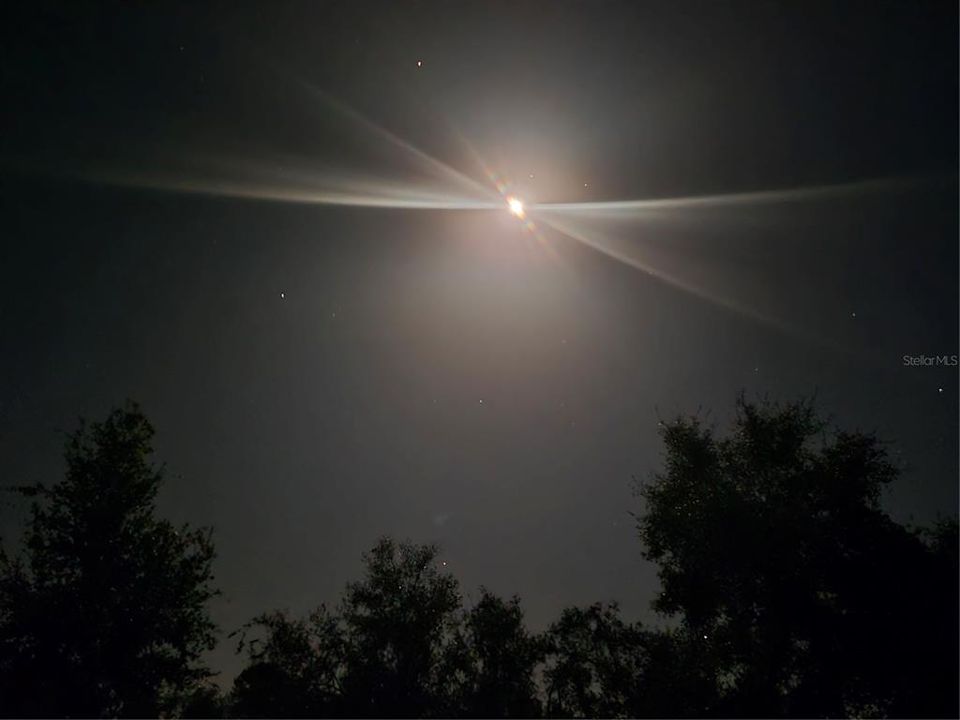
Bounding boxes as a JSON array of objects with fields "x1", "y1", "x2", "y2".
[{"x1": 2, "y1": 0, "x2": 957, "y2": 683}]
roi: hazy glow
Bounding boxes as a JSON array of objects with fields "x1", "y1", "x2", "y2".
[
  {"x1": 82, "y1": 77, "x2": 502, "y2": 213},
  {"x1": 87, "y1": 166, "x2": 501, "y2": 210},
  {"x1": 532, "y1": 177, "x2": 912, "y2": 214},
  {"x1": 66, "y1": 72, "x2": 918, "y2": 345}
]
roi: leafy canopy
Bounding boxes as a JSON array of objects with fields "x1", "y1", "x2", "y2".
[{"x1": 0, "y1": 402, "x2": 218, "y2": 718}]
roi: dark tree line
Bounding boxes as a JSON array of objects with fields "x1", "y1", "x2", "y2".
[{"x1": 1, "y1": 398, "x2": 956, "y2": 718}]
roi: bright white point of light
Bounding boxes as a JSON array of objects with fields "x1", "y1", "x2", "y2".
[
  {"x1": 416, "y1": 59, "x2": 422, "y2": 67},
  {"x1": 938, "y1": 387, "x2": 944, "y2": 393},
  {"x1": 507, "y1": 196, "x2": 525, "y2": 218},
  {"x1": 280, "y1": 292, "x2": 285, "y2": 299}
]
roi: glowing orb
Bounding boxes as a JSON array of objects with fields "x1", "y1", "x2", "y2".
[{"x1": 507, "y1": 196, "x2": 525, "y2": 218}]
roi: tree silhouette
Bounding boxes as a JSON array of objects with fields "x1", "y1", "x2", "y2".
[
  {"x1": 542, "y1": 606, "x2": 722, "y2": 719},
  {"x1": 231, "y1": 543, "x2": 548, "y2": 718},
  {"x1": 542, "y1": 602, "x2": 644, "y2": 718},
  {"x1": 0, "y1": 403, "x2": 218, "y2": 718},
  {"x1": 636, "y1": 396, "x2": 959, "y2": 717},
  {"x1": 2, "y1": 397, "x2": 954, "y2": 718},
  {"x1": 460, "y1": 589, "x2": 544, "y2": 717},
  {"x1": 231, "y1": 606, "x2": 344, "y2": 718},
  {"x1": 227, "y1": 396, "x2": 957, "y2": 719},
  {"x1": 231, "y1": 538, "x2": 471, "y2": 718},
  {"x1": 627, "y1": 626, "x2": 722, "y2": 718},
  {"x1": 338, "y1": 538, "x2": 468, "y2": 717},
  {"x1": 180, "y1": 681, "x2": 227, "y2": 718}
]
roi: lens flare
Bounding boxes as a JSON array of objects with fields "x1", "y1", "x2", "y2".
[{"x1": 507, "y1": 196, "x2": 525, "y2": 218}]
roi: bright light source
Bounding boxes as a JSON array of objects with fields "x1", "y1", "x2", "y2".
[{"x1": 507, "y1": 196, "x2": 525, "y2": 218}]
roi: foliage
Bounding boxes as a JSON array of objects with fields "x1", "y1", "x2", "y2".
[
  {"x1": 180, "y1": 681, "x2": 228, "y2": 718},
  {"x1": 0, "y1": 396, "x2": 956, "y2": 718},
  {"x1": 338, "y1": 538, "x2": 467, "y2": 716},
  {"x1": 231, "y1": 543, "x2": 547, "y2": 718},
  {"x1": 0, "y1": 402, "x2": 218, "y2": 717},
  {"x1": 230, "y1": 538, "x2": 472, "y2": 718},
  {"x1": 543, "y1": 602, "x2": 645, "y2": 717},
  {"x1": 637, "y1": 395, "x2": 959, "y2": 717},
  {"x1": 460, "y1": 589, "x2": 544, "y2": 717},
  {"x1": 231, "y1": 606, "x2": 344, "y2": 717}
]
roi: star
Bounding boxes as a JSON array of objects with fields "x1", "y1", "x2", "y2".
[
  {"x1": 280, "y1": 292, "x2": 285, "y2": 299},
  {"x1": 416, "y1": 59, "x2": 422, "y2": 68}
]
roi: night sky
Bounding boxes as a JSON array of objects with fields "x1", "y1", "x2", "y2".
[{"x1": 2, "y1": 1, "x2": 957, "y2": 684}]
